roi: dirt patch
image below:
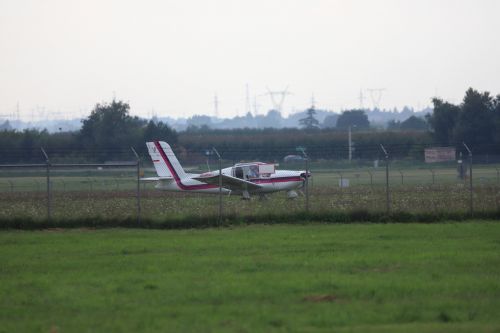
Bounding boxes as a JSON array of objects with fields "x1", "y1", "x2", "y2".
[
  {"x1": 303, "y1": 294, "x2": 337, "y2": 302},
  {"x1": 43, "y1": 227, "x2": 96, "y2": 233},
  {"x1": 43, "y1": 228, "x2": 67, "y2": 233},
  {"x1": 353, "y1": 264, "x2": 401, "y2": 273}
]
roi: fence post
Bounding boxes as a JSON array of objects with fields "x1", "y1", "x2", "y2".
[
  {"x1": 367, "y1": 170, "x2": 373, "y2": 188},
  {"x1": 305, "y1": 155, "x2": 309, "y2": 212},
  {"x1": 398, "y1": 170, "x2": 404, "y2": 185},
  {"x1": 41, "y1": 148, "x2": 51, "y2": 221},
  {"x1": 8, "y1": 180, "x2": 14, "y2": 193},
  {"x1": 131, "y1": 147, "x2": 141, "y2": 225},
  {"x1": 429, "y1": 168, "x2": 436, "y2": 185},
  {"x1": 296, "y1": 147, "x2": 309, "y2": 213},
  {"x1": 212, "y1": 147, "x2": 223, "y2": 225},
  {"x1": 463, "y1": 143, "x2": 473, "y2": 215},
  {"x1": 380, "y1": 144, "x2": 390, "y2": 213},
  {"x1": 338, "y1": 171, "x2": 344, "y2": 190}
]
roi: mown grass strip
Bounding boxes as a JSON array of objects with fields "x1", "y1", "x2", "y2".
[{"x1": 1, "y1": 223, "x2": 500, "y2": 332}]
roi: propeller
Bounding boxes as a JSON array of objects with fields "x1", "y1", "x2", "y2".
[{"x1": 299, "y1": 171, "x2": 312, "y2": 188}]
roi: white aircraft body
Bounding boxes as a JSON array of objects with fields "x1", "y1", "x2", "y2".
[{"x1": 142, "y1": 141, "x2": 310, "y2": 199}]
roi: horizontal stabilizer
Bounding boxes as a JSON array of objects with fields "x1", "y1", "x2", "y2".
[
  {"x1": 140, "y1": 177, "x2": 173, "y2": 182},
  {"x1": 193, "y1": 174, "x2": 262, "y2": 191}
]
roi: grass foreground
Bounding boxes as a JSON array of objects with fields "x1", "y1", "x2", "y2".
[{"x1": 1, "y1": 222, "x2": 500, "y2": 332}]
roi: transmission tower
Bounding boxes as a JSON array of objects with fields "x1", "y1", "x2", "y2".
[
  {"x1": 310, "y1": 93, "x2": 316, "y2": 109},
  {"x1": 252, "y1": 95, "x2": 260, "y2": 116},
  {"x1": 367, "y1": 88, "x2": 386, "y2": 109},
  {"x1": 263, "y1": 86, "x2": 292, "y2": 114},
  {"x1": 16, "y1": 102, "x2": 20, "y2": 121},
  {"x1": 213, "y1": 93, "x2": 220, "y2": 118},
  {"x1": 245, "y1": 84, "x2": 252, "y2": 116}
]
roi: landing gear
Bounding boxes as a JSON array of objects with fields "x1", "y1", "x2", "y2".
[
  {"x1": 241, "y1": 190, "x2": 251, "y2": 200},
  {"x1": 287, "y1": 190, "x2": 299, "y2": 199}
]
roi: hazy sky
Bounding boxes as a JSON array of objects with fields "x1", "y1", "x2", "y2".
[{"x1": 1, "y1": 0, "x2": 499, "y2": 121}]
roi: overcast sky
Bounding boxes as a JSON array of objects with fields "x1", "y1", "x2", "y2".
[{"x1": 1, "y1": 0, "x2": 499, "y2": 121}]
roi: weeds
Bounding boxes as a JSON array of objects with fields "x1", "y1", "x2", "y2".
[{"x1": 1, "y1": 209, "x2": 499, "y2": 230}]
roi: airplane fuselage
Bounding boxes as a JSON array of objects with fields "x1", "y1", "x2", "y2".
[{"x1": 154, "y1": 168, "x2": 305, "y2": 195}]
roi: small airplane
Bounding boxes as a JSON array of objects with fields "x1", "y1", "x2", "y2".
[{"x1": 142, "y1": 141, "x2": 310, "y2": 199}]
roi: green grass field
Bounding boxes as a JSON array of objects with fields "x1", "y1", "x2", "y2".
[{"x1": 1, "y1": 222, "x2": 500, "y2": 332}]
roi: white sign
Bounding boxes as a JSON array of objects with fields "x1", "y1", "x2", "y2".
[
  {"x1": 339, "y1": 179, "x2": 350, "y2": 188},
  {"x1": 425, "y1": 147, "x2": 456, "y2": 163}
]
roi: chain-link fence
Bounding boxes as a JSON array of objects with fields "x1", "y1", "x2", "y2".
[{"x1": 1, "y1": 144, "x2": 500, "y2": 225}]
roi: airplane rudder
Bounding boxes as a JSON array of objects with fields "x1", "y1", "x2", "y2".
[
  {"x1": 157, "y1": 141, "x2": 186, "y2": 178},
  {"x1": 146, "y1": 141, "x2": 171, "y2": 177}
]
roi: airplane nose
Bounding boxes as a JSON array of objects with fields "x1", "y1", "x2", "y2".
[{"x1": 300, "y1": 172, "x2": 311, "y2": 179}]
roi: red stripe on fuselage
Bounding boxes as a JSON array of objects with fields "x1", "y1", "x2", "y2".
[{"x1": 154, "y1": 141, "x2": 217, "y2": 190}]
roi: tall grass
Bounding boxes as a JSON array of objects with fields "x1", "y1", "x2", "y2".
[{"x1": 1, "y1": 209, "x2": 499, "y2": 230}]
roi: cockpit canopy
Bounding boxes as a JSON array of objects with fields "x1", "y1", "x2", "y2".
[{"x1": 233, "y1": 162, "x2": 275, "y2": 179}]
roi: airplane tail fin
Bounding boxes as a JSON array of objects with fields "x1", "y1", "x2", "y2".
[{"x1": 146, "y1": 141, "x2": 187, "y2": 179}]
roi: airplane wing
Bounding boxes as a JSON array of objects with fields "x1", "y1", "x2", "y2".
[{"x1": 193, "y1": 174, "x2": 262, "y2": 191}]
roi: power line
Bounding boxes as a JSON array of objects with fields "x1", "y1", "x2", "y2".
[
  {"x1": 213, "y1": 93, "x2": 220, "y2": 118},
  {"x1": 245, "y1": 84, "x2": 251, "y2": 116}
]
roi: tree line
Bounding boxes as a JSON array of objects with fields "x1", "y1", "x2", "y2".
[
  {"x1": 0, "y1": 88, "x2": 499, "y2": 163},
  {"x1": 0, "y1": 100, "x2": 177, "y2": 163},
  {"x1": 426, "y1": 88, "x2": 500, "y2": 153}
]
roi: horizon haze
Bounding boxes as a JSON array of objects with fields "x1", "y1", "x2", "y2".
[{"x1": 1, "y1": 0, "x2": 499, "y2": 121}]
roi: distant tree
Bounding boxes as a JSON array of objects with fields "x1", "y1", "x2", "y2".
[
  {"x1": 144, "y1": 120, "x2": 177, "y2": 143},
  {"x1": 298, "y1": 107, "x2": 320, "y2": 129},
  {"x1": 79, "y1": 100, "x2": 145, "y2": 157},
  {"x1": 453, "y1": 88, "x2": 495, "y2": 146},
  {"x1": 20, "y1": 129, "x2": 38, "y2": 153},
  {"x1": 322, "y1": 114, "x2": 338, "y2": 128},
  {"x1": 426, "y1": 98, "x2": 460, "y2": 144},
  {"x1": 185, "y1": 124, "x2": 211, "y2": 132},
  {"x1": 0, "y1": 120, "x2": 12, "y2": 131},
  {"x1": 261, "y1": 110, "x2": 282, "y2": 128},
  {"x1": 493, "y1": 95, "x2": 500, "y2": 145},
  {"x1": 400, "y1": 116, "x2": 428, "y2": 131},
  {"x1": 400, "y1": 106, "x2": 414, "y2": 116},
  {"x1": 187, "y1": 115, "x2": 212, "y2": 128},
  {"x1": 336, "y1": 110, "x2": 370, "y2": 129},
  {"x1": 387, "y1": 119, "x2": 401, "y2": 130}
]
